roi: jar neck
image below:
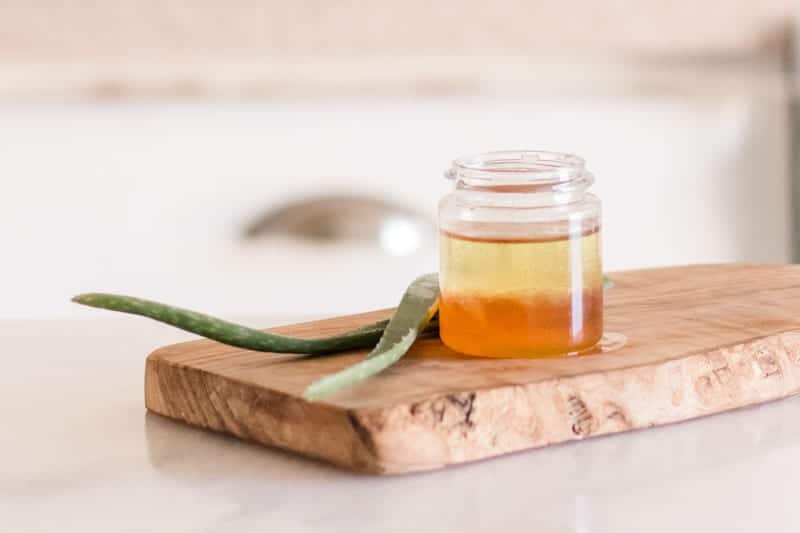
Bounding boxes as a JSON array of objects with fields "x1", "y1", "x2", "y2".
[{"x1": 446, "y1": 150, "x2": 594, "y2": 207}]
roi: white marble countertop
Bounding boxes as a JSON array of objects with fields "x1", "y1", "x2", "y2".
[{"x1": 5, "y1": 317, "x2": 800, "y2": 532}]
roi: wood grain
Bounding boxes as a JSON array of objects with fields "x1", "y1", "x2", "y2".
[{"x1": 145, "y1": 264, "x2": 800, "y2": 473}]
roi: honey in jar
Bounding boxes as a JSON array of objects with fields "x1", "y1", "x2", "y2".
[{"x1": 438, "y1": 151, "x2": 603, "y2": 358}]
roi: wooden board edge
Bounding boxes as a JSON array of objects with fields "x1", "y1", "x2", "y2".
[
  {"x1": 144, "y1": 328, "x2": 800, "y2": 475},
  {"x1": 350, "y1": 329, "x2": 800, "y2": 473},
  {"x1": 144, "y1": 350, "x2": 388, "y2": 473}
]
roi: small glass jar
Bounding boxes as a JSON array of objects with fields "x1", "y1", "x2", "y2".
[{"x1": 438, "y1": 150, "x2": 602, "y2": 358}]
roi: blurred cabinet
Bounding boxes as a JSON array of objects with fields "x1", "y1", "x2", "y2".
[{"x1": 0, "y1": 94, "x2": 790, "y2": 318}]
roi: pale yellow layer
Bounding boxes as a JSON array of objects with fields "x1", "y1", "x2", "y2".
[{"x1": 439, "y1": 231, "x2": 602, "y2": 296}]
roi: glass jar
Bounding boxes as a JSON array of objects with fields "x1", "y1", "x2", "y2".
[{"x1": 438, "y1": 150, "x2": 602, "y2": 358}]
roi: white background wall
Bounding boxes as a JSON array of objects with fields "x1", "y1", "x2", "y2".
[{"x1": 0, "y1": 91, "x2": 791, "y2": 319}]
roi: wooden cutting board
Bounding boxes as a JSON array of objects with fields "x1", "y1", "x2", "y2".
[{"x1": 144, "y1": 264, "x2": 800, "y2": 474}]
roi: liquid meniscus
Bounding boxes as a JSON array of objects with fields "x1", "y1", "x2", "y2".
[{"x1": 439, "y1": 230, "x2": 603, "y2": 358}]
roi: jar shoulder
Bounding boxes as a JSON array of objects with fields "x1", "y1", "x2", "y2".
[
  {"x1": 439, "y1": 192, "x2": 600, "y2": 223},
  {"x1": 439, "y1": 191, "x2": 600, "y2": 240}
]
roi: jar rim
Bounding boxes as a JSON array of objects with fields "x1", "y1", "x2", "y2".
[{"x1": 446, "y1": 150, "x2": 587, "y2": 186}]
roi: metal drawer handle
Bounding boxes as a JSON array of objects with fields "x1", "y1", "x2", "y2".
[{"x1": 242, "y1": 194, "x2": 435, "y2": 256}]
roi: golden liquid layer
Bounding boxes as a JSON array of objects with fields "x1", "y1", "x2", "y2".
[{"x1": 439, "y1": 230, "x2": 603, "y2": 358}]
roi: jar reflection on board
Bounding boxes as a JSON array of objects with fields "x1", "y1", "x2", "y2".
[{"x1": 438, "y1": 151, "x2": 603, "y2": 358}]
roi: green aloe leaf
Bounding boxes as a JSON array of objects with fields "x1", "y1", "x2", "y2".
[
  {"x1": 304, "y1": 273, "x2": 440, "y2": 400},
  {"x1": 71, "y1": 292, "x2": 437, "y2": 355},
  {"x1": 72, "y1": 274, "x2": 612, "y2": 372}
]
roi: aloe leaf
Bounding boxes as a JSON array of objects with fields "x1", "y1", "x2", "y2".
[
  {"x1": 71, "y1": 293, "x2": 434, "y2": 355},
  {"x1": 72, "y1": 273, "x2": 610, "y2": 360},
  {"x1": 304, "y1": 273, "x2": 440, "y2": 400}
]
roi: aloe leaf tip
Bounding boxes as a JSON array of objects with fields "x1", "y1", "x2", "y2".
[{"x1": 71, "y1": 293, "x2": 94, "y2": 305}]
